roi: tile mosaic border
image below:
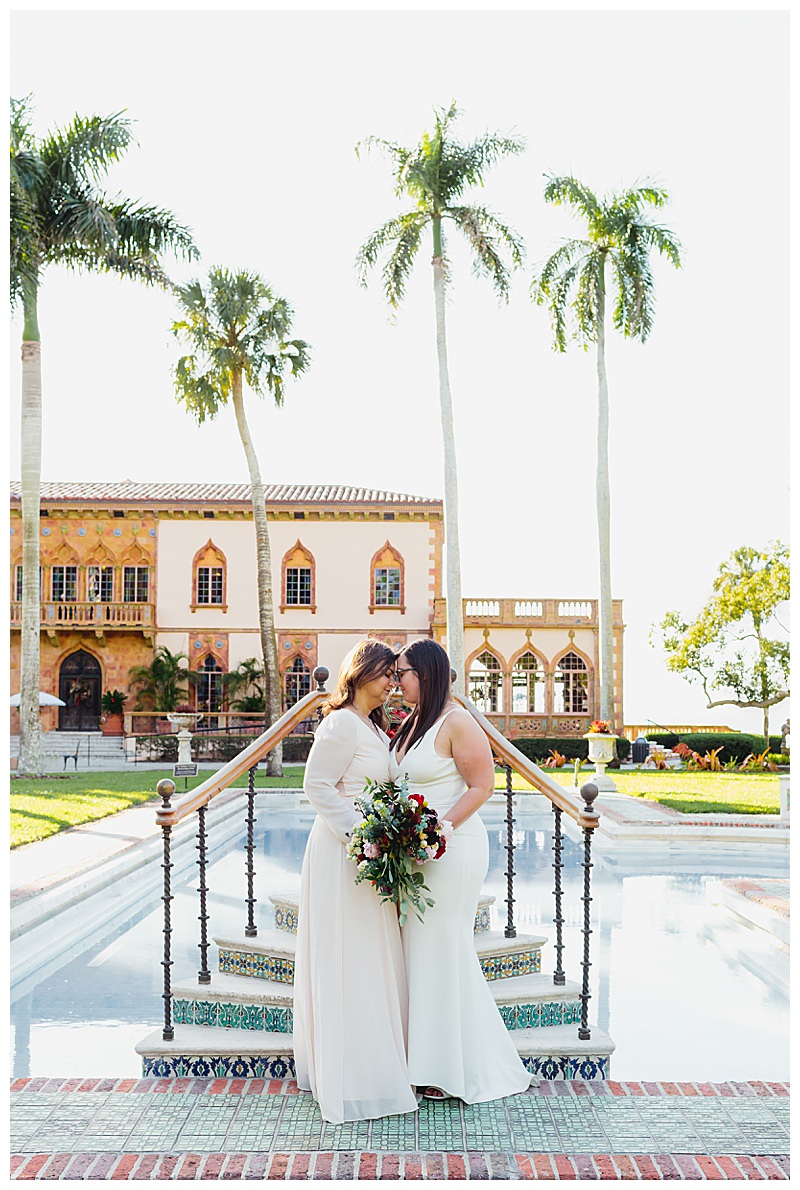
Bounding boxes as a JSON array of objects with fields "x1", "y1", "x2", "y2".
[
  {"x1": 218, "y1": 949, "x2": 294, "y2": 984},
  {"x1": 141, "y1": 1055, "x2": 296, "y2": 1080},
  {"x1": 172, "y1": 999, "x2": 292, "y2": 1033},
  {"x1": 480, "y1": 949, "x2": 541, "y2": 980},
  {"x1": 499, "y1": 1000, "x2": 581, "y2": 1030}
]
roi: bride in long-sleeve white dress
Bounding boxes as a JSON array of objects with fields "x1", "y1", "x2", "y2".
[{"x1": 293, "y1": 640, "x2": 418, "y2": 1124}]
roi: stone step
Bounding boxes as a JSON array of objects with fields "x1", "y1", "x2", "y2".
[
  {"x1": 135, "y1": 1020, "x2": 614, "y2": 1082},
  {"x1": 169, "y1": 970, "x2": 581, "y2": 1036},
  {"x1": 214, "y1": 927, "x2": 548, "y2": 986},
  {"x1": 269, "y1": 891, "x2": 496, "y2": 937}
]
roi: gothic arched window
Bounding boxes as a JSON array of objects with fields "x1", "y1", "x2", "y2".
[
  {"x1": 512, "y1": 651, "x2": 545, "y2": 713},
  {"x1": 554, "y1": 651, "x2": 589, "y2": 714},
  {"x1": 468, "y1": 650, "x2": 504, "y2": 714}
]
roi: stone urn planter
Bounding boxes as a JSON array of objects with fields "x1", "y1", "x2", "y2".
[
  {"x1": 583, "y1": 728, "x2": 618, "y2": 792},
  {"x1": 167, "y1": 712, "x2": 201, "y2": 765},
  {"x1": 100, "y1": 712, "x2": 124, "y2": 736}
]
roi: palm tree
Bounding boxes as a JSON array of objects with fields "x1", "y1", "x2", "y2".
[
  {"x1": 128, "y1": 646, "x2": 191, "y2": 712},
  {"x1": 532, "y1": 177, "x2": 682, "y2": 725},
  {"x1": 356, "y1": 102, "x2": 525, "y2": 692},
  {"x1": 221, "y1": 657, "x2": 266, "y2": 712},
  {"x1": 10, "y1": 95, "x2": 197, "y2": 775},
  {"x1": 171, "y1": 268, "x2": 311, "y2": 775}
]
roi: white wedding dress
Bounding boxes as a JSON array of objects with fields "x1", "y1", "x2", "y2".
[
  {"x1": 293, "y1": 708, "x2": 418, "y2": 1124},
  {"x1": 390, "y1": 710, "x2": 531, "y2": 1103}
]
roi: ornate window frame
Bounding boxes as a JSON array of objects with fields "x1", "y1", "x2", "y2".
[
  {"x1": 280, "y1": 540, "x2": 316, "y2": 613},
  {"x1": 509, "y1": 646, "x2": 547, "y2": 715},
  {"x1": 552, "y1": 647, "x2": 591, "y2": 715},
  {"x1": 369, "y1": 541, "x2": 405, "y2": 614},
  {"x1": 467, "y1": 646, "x2": 506, "y2": 714},
  {"x1": 191, "y1": 539, "x2": 228, "y2": 613}
]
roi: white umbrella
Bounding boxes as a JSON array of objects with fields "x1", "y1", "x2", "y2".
[{"x1": 9, "y1": 691, "x2": 66, "y2": 706}]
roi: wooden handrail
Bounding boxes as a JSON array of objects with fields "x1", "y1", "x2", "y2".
[
  {"x1": 155, "y1": 689, "x2": 327, "y2": 827},
  {"x1": 454, "y1": 694, "x2": 600, "y2": 830},
  {"x1": 155, "y1": 683, "x2": 599, "y2": 831}
]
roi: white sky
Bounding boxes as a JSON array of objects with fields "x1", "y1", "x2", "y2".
[{"x1": 9, "y1": 8, "x2": 790, "y2": 734}]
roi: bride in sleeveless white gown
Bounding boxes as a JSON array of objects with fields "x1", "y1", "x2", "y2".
[
  {"x1": 390, "y1": 640, "x2": 531, "y2": 1104},
  {"x1": 293, "y1": 641, "x2": 418, "y2": 1124}
]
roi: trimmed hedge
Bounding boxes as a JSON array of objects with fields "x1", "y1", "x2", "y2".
[
  {"x1": 133, "y1": 733, "x2": 313, "y2": 764},
  {"x1": 645, "y1": 732, "x2": 781, "y2": 763},
  {"x1": 511, "y1": 736, "x2": 630, "y2": 763}
]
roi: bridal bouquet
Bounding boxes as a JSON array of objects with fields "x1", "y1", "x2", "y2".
[{"x1": 346, "y1": 777, "x2": 449, "y2": 925}]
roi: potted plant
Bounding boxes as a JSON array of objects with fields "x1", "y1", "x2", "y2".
[
  {"x1": 583, "y1": 719, "x2": 618, "y2": 791},
  {"x1": 100, "y1": 689, "x2": 127, "y2": 736},
  {"x1": 167, "y1": 702, "x2": 201, "y2": 732}
]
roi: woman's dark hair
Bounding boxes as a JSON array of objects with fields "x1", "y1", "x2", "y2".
[
  {"x1": 322, "y1": 638, "x2": 396, "y2": 732},
  {"x1": 390, "y1": 639, "x2": 453, "y2": 754}
]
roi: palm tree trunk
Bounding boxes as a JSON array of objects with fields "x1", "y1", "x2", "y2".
[
  {"x1": 231, "y1": 371, "x2": 283, "y2": 776},
  {"x1": 432, "y1": 224, "x2": 465, "y2": 693},
  {"x1": 18, "y1": 293, "x2": 44, "y2": 776},
  {"x1": 595, "y1": 263, "x2": 614, "y2": 725}
]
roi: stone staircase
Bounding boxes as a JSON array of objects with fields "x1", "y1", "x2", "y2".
[
  {"x1": 10, "y1": 731, "x2": 126, "y2": 770},
  {"x1": 136, "y1": 893, "x2": 615, "y2": 1083}
]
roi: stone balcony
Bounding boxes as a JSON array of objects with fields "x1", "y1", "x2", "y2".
[
  {"x1": 10, "y1": 601, "x2": 155, "y2": 642},
  {"x1": 433, "y1": 598, "x2": 624, "y2": 628}
]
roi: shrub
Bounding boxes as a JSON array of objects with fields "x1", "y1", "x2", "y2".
[
  {"x1": 646, "y1": 732, "x2": 780, "y2": 764},
  {"x1": 512, "y1": 736, "x2": 630, "y2": 763}
]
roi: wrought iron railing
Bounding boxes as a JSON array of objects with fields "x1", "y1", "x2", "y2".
[{"x1": 153, "y1": 669, "x2": 601, "y2": 1044}]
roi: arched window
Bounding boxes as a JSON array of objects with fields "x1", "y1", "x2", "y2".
[
  {"x1": 512, "y1": 651, "x2": 545, "y2": 713},
  {"x1": 284, "y1": 655, "x2": 311, "y2": 708},
  {"x1": 50, "y1": 542, "x2": 80, "y2": 603},
  {"x1": 468, "y1": 650, "x2": 504, "y2": 714},
  {"x1": 281, "y1": 541, "x2": 315, "y2": 612},
  {"x1": 122, "y1": 542, "x2": 151, "y2": 604},
  {"x1": 370, "y1": 541, "x2": 404, "y2": 612},
  {"x1": 192, "y1": 540, "x2": 227, "y2": 611},
  {"x1": 196, "y1": 654, "x2": 224, "y2": 713},
  {"x1": 87, "y1": 543, "x2": 115, "y2": 603},
  {"x1": 554, "y1": 651, "x2": 589, "y2": 714}
]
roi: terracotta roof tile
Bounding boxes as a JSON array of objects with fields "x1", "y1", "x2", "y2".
[{"x1": 9, "y1": 481, "x2": 441, "y2": 507}]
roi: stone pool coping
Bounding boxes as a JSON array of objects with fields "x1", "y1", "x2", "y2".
[{"x1": 10, "y1": 1078, "x2": 790, "y2": 1180}]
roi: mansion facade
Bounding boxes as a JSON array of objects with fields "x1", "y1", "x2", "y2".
[{"x1": 9, "y1": 482, "x2": 624, "y2": 738}]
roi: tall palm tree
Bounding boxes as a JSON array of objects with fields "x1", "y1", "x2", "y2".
[
  {"x1": 532, "y1": 176, "x2": 681, "y2": 724},
  {"x1": 10, "y1": 95, "x2": 197, "y2": 775},
  {"x1": 171, "y1": 268, "x2": 311, "y2": 775},
  {"x1": 356, "y1": 102, "x2": 525, "y2": 691},
  {"x1": 128, "y1": 646, "x2": 191, "y2": 712}
]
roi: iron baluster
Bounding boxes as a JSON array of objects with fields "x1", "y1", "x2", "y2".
[
  {"x1": 157, "y1": 779, "x2": 175, "y2": 1041},
  {"x1": 197, "y1": 803, "x2": 211, "y2": 983},
  {"x1": 504, "y1": 763, "x2": 516, "y2": 939},
  {"x1": 245, "y1": 763, "x2": 258, "y2": 937},
  {"x1": 552, "y1": 805, "x2": 565, "y2": 986},
  {"x1": 578, "y1": 781, "x2": 600, "y2": 1041}
]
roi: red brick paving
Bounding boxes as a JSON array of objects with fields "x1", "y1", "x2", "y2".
[
  {"x1": 244, "y1": 1152, "x2": 269, "y2": 1178},
  {"x1": 220, "y1": 1152, "x2": 247, "y2": 1179},
  {"x1": 651, "y1": 1153, "x2": 683, "y2": 1179},
  {"x1": 734, "y1": 1155, "x2": 767, "y2": 1179},
  {"x1": 313, "y1": 1152, "x2": 334, "y2": 1180},
  {"x1": 132, "y1": 1154, "x2": 160, "y2": 1179},
  {"x1": 403, "y1": 1155, "x2": 423, "y2": 1179},
  {"x1": 426, "y1": 1152, "x2": 446, "y2": 1179},
  {"x1": 554, "y1": 1155, "x2": 577, "y2": 1178},
  {"x1": 592, "y1": 1154, "x2": 618, "y2": 1179},
  {"x1": 87, "y1": 1154, "x2": 118, "y2": 1179},
  {"x1": 200, "y1": 1153, "x2": 226, "y2": 1178},
  {"x1": 531, "y1": 1154, "x2": 557, "y2": 1179},
  {"x1": 613, "y1": 1154, "x2": 640, "y2": 1179},
  {"x1": 110, "y1": 1154, "x2": 139, "y2": 1179},
  {"x1": 446, "y1": 1154, "x2": 466, "y2": 1179},
  {"x1": 571, "y1": 1154, "x2": 599, "y2": 1178},
  {"x1": 290, "y1": 1153, "x2": 311, "y2": 1178},
  {"x1": 753, "y1": 1155, "x2": 789, "y2": 1179},
  {"x1": 267, "y1": 1152, "x2": 289, "y2": 1178}
]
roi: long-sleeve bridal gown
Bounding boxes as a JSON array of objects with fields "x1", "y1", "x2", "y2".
[{"x1": 293, "y1": 708, "x2": 418, "y2": 1123}]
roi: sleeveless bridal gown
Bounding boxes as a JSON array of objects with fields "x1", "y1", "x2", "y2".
[
  {"x1": 293, "y1": 708, "x2": 418, "y2": 1124},
  {"x1": 390, "y1": 710, "x2": 531, "y2": 1103}
]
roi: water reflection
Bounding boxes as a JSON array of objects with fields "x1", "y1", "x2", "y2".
[{"x1": 10, "y1": 802, "x2": 789, "y2": 1081}]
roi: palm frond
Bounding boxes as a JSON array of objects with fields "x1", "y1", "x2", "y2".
[
  {"x1": 543, "y1": 175, "x2": 600, "y2": 222},
  {"x1": 449, "y1": 204, "x2": 525, "y2": 301},
  {"x1": 39, "y1": 111, "x2": 133, "y2": 187},
  {"x1": 106, "y1": 198, "x2": 198, "y2": 263},
  {"x1": 531, "y1": 238, "x2": 589, "y2": 303},
  {"x1": 356, "y1": 212, "x2": 426, "y2": 293}
]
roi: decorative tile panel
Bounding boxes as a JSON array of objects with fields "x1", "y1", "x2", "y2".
[
  {"x1": 479, "y1": 948, "x2": 541, "y2": 980},
  {"x1": 498, "y1": 1000, "x2": 581, "y2": 1030},
  {"x1": 172, "y1": 998, "x2": 294, "y2": 1033},
  {"x1": 473, "y1": 906, "x2": 492, "y2": 934},
  {"x1": 273, "y1": 904, "x2": 298, "y2": 934},
  {"x1": 141, "y1": 1054, "x2": 295, "y2": 1080},
  {"x1": 219, "y1": 948, "x2": 295, "y2": 984},
  {"x1": 521, "y1": 1054, "x2": 610, "y2": 1081}
]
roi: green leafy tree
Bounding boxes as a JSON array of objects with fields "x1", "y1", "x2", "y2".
[
  {"x1": 652, "y1": 542, "x2": 790, "y2": 747},
  {"x1": 10, "y1": 95, "x2": 197, "y2": 774},
  {"x1": 171, "y1": 267, "x2": 311, "y2": 774},
  {"x1": 532, "y1": 176, "x2": 681, "y2": 725},
  {"x1": 221, "y1": 657, "x2": 266, "y2": 712},
  {"x1": 128, "y1": 646, "x2": 191, "y2": 712},
  {"x1": 356, "y1": 101, "x2": 525, "y2": 691}
]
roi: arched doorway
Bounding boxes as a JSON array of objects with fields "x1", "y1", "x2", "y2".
[
  {"x1": 196, "y1": 654, "x2": 223, "y2": 729},
  {"x1": 58, "y1": 650, "x2": 102, "y2": 731}
]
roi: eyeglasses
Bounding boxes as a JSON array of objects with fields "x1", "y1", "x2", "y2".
[{"x1": 395, "y1": 667, "x2": 415, "y2": 678}]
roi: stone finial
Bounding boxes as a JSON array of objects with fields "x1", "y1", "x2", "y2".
[
  {"x1": 157, "y1": 778, "x2": 175, "y2": 807},
  {"x1": 580, "y1": 781, "x2": 600, "y2": 816},
  {"x1": 313, "y1": 666, "x2": 329, "y2": 691}
]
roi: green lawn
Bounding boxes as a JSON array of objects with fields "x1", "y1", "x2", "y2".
[
  {"x1": 11, "y1": 762, "x2": 781, "y2": 849},
  {"x1": 494, "y1": 767, "x2": 781, "y2": 815},
  {"x1": 10, "y1": 766, "x2": 306, "y2": 849}
]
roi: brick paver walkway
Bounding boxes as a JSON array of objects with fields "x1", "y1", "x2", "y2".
[{"x1": 10, "y1": 1077, "x2": 790, "y2": 1179}]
